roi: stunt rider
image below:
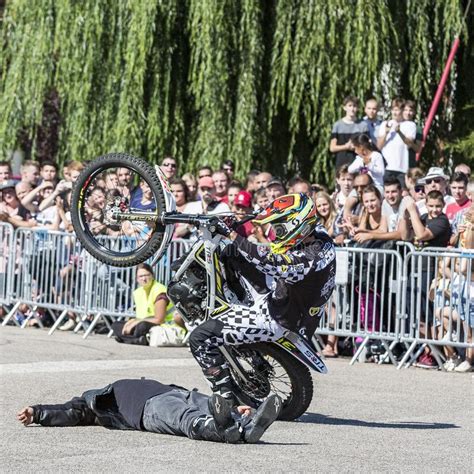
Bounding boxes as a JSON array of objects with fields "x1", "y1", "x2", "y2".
[{"x1": 189, "y1": 193, "x2": 336, "y2": 403}]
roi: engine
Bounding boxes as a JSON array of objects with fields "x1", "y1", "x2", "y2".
[{"x1": 167, "y1": 263, "x2": 207, "y2": 322}]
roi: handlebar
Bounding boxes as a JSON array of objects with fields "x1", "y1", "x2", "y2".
[{"x1": 161, "y1": 211, "x2": 257, "y2": 230}]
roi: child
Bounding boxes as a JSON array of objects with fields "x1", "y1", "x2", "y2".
[
  {"x1": 330, "y1": 96, "x2": 369, "y2": 168},
  {"x1": 348, "y1": 133, "x2": 385, "y2": 191}
]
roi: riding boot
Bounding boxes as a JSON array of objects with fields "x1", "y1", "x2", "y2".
[
  {"x1": 241, "y1": 394, "x2": 282, "y2": 443},
  {"x1": 203, "y1": 365, "x2": 237, "y2": 405},
  {"x1": 191, "y1": 415, "x2": 241, "y2": 443}
]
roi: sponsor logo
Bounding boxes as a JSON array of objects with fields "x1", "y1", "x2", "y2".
[{"x1": 309, "y1": 306, "x2": 320, "y2": 317}]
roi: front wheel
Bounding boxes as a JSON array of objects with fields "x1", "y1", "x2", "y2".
[
  {"x1": 71, "y1": 153, "x2": 168, "y2": 267},
  {"x1": 228, "y1": 343, "x2": 314, "y2": 421}
]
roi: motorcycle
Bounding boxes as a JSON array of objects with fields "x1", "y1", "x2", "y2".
[{"x1": 71, "y1": 153, "x2": 327, "y2": 420}]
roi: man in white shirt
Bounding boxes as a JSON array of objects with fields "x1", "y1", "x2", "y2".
[
  {"x1": 416, "y1": 167, "x2": 455, "y2": 215},
  {"x1": 377, "y1": 98, "x2": 416, "y2": 188},
  {"x1": 184, "y1": 176, "x2": 230, "y2": 215}
]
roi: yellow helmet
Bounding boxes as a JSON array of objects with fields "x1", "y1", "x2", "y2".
[{"x1": 253, "y1": 193, "x2": 317, "y2": 254}]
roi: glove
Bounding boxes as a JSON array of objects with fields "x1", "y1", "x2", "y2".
[{"x1": 213, "y1": 220, "x2": 231, "y2": 237}]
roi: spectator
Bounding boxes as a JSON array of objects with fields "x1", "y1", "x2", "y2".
[
  {"x1": 445, "y1": 172, "x2": 471, "y2": 222},
  {"x1": 405, "y1": 167, "x2": 424, "y2": 198},
  {"x1": 66, "y1": 161, "x2": 84, "y2": 183},
  {"x1": 416, "y1": 167, "x2": 455, "y2": 215},
  {"x1": 314, "y1": 191, "x2": 337, "y2": 237},
  {"x1": 227, "y1": 182, "x2": 243, "y2": 207},
  {"x1": 84, "y1": 186, "x2": 107, "y2": 235},
  {"x1": 104, "y1": 170, "x2": 119, "y2": 190},
  {"x1": 289, "y1": 177, "x2": 312, "y2": 197},
  {"x1": 254, "y1": 172, "x2": 272, "y2": 190},
  {"x1": 329, "y1": 95, "x2": 369, "y2": 168},
  {"x1": 381, "y1": 176, "x2": 403, "y2": 232},
  {"x1": 160, "y1": 156, "x2": 177, "y2": 180},
  {"x1": 450, "y1": 185, "x2": 474, "y2": 246},
  {"x1": 197, "y1": 165, "x2": 213, "y2": 179},
  {"x1": 171, "y1": 179, "x2": 192, "y2": 239},
  {"x1": 182, "y1": 173, "x2": 198, "y2": 201},
  {"x1": 377, "y1": 97, "x2": 416, "y2": 188},
  {"x1": 401, "y1": 191, "x2": 452, "y2": 369},
  {"x1": 254, "y1": 188, "x2": 270, "y2": 210},
  {"x1": 134, "y1": 180, "x2": 156, "y2": 212},
  {"x1": 332, "y1": 164, "x2": 354, "y2": 211},
  {"x1": 362, "y1": 97, "x2": 381, "y2": 144},
  {"x1": 39, "y1": 161, "x2": 59, "y2": 186},
  {"x1": 266, "y1": 178, "x2": 286, "y2": 200},
  {"x1": 116, "y1": 167, "x2": 133, "y2": 199},
  {"x1": 454, "y1": 162, "x2": 471, "y2": 177},
  {"x1": 0, "y1": 161, "x2": 12, "y2": 182},
  {"x1": 0, "y1": 181, "x2": 36, "y2": 228},
  {"x1": 402, "y1": 100, "x2": 422, "y2": 168},
  {"x1": 20, "y1": 160, "x2": 40, "y2": 187},
  {"x1": 184, "y1": 176, "x2": 230, "y2": 215},
  {"x1": 38, "y1": 179, "x2": 73, "y2": 212},
  {"x1": 245, "y1": 170, "x2": 260, "y2": 193},
  {"x1": 348, "y1": 133, "x2": 385, "y2": 190},
  {"x1": 221, "y1": 159, "x2": 235, "y2": 180},
  {"x1": 35, "y1": 182, "x2": 59, "y2": 229},
  {"x1": 353, "y1": 185, "x2": 388, "y2": 243},
  {"x1": 111, "y1": 264, "x2": 180, "y2": 345},
  {"x1": 232, "y1": 191, "x2": 255, "y2": 240},
  {"x1": 212, "y1": 170, "x2": 229, "y2": 203}
]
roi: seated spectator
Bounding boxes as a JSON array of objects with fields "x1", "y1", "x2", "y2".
[
  {"x1": 416, "y1": 167, "x2": 455, "y2": 215},
  {"x1": 266, "y1": 178, "x2": 286, "y2": 200},
  {"x1": 212, "y1": 170, "x2": 229, "y2": 203},
  {"x1": 221, "y1": 159, "x2": 235, "y2": 180},
  {"x1": 445, "y1": 172, "x2": 471, "y2": 222},
  {"x1": 332, "y1": 164, "x2": 354, "y2": 211},
  {"x1": 112, "y1": 264, "x2": 182, "y2": 345},
  {"x1": 182, "y1": 173, "x2": 198, "y2": 201},
  {"x1": 227, "y1": 182, "x2": 242, "y2": 207},
  {"x1": 0, "y1": 161, "x2": 12, "y2": 182},
  {"x1": 329, "y1": 95, "x2": 369, "y2": 168},
  {"x1": 160, "y1": 156, "x2": 178, "y2": 180},
  {"x1": 348, "y1": 133, "x2": 385, "y2": 190},
  {"x1": 353, "y1": 185, "x2": 388, "y2": 244},
  {"x1": 314, "y1": 191, "x2": 337, "y2": 237},
  {"x1": 0, "y1": 181, "x2": 36, "y2": 228},
  {"x1": 377, "y1": 97, "x2": 416, "y2": 188}
]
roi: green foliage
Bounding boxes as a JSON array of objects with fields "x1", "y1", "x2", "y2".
[{"x1": 0, "y1": 0, "x2": 470, "y2": 181}]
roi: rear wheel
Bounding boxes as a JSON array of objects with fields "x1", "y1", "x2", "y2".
[
  {"x1": 228, "y1": 343, "x2": 314, "y2": 421},
  {"x1": 71, "y1": 153, "x2": 167, "y2": 267}
]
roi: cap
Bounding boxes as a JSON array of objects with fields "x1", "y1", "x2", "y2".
[
  {"x1": 267, "y1": 178, "x2": 284, "y2": 188},
  {"x1": 198, "y1": 176, "x2": 215, "y2": 189},
  {"x1": 234, "y1": 190, "x2": 252, "y2": 208},
  {"x1": 0, "y1": 179, "x2": 17, "y2": 191},
  {"x1": 418, "y1": 167, "x2": 449, "y2": 184}
]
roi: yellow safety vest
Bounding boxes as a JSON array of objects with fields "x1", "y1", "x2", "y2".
[{"x1": 133, "y1": 281, "x2": 174, "y2": 323}]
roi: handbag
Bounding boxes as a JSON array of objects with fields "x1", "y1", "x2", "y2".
[{"x1": 147, "y1": 324, "x2": 187, "y2": 347}]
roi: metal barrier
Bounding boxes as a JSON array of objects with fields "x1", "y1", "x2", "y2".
[{"x1": 1, "y1": 227, "x2": 472, "y2": 370}]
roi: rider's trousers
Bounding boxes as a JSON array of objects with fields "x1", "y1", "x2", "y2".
[{"x1": 189, "y1": 297, "x2": 286, "y2": 397}]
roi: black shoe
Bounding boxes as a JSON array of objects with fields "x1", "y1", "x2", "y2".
[
  {"x1": 243, "y1": 394, "x2": 282, "y2": 443},
  {"x1": 209, "y1": 394, "x2": 241, "y2": 443}
]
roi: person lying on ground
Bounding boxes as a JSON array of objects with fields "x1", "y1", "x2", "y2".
[{"x1": 17, "y1": 377, "x2": 282, "y2": 444}]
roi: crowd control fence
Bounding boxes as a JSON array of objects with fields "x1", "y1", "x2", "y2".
[{"x1": 1, "y1": 225, "x2": 472, "y2": 370}]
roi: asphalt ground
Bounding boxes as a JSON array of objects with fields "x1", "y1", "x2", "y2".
[{"x1": 1, "y1": 326, "x2": 471, "y2": 473}]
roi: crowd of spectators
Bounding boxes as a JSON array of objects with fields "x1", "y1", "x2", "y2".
[{"x1": 0, "y1": 95, "x2": 473, "y2": 370}]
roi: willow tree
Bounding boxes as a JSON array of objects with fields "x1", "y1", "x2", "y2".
[{"x1": 0, "y1": 0, "x2": 470, "y2": 184}]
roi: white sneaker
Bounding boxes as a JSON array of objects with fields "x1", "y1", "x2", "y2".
[
  {"x1": 59, "y1": 318, "x2": 76, "y2": 331},
  {"x1": 443, "y1": 357, "x2": 461, "y2": 372},
  {"x1": 454, "y1": 360, "x2": 473, "y2": 373}
]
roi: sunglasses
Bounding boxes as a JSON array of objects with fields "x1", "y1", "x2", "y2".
[
  {"x1": 414, "y1": 186, "x2": 425, "y2": 193},
  {"x1": 162, "y1": 163, "x2": 176, "y2": 168},
  {"x1": 425, "y1": 178, "x2": 443, "y2": 185}
]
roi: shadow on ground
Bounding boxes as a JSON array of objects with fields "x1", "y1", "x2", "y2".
[{"x1": 298, "y1": 413, "x2": 458, "y2": 430}]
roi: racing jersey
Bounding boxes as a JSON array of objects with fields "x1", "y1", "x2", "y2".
[{"x1": 230, "y1": 226, "x2": 336, "y2": 337}]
